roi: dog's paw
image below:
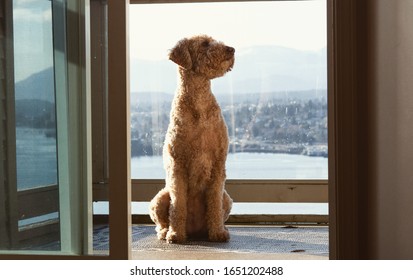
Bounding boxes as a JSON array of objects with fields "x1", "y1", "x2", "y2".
[
  {"x1": 209, "y1": 228, "x2": 230, "y2": 242},
  {"x1": 156, "y1": 228, "x2": 168, "y2": 240},
  {"x1": 166, "y1": 230, "x2": 186, "y2": 244}
]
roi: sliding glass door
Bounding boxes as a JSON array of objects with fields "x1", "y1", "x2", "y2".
[{"x1": 0, "y1": 0, "x2": 92, "y2": 255}]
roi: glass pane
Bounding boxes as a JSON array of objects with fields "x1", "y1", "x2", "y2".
[
  {"x1": 13, "y1": 0, "x2": 59, "y2": 250},
  {"x1": 14, "y1": 1, "x2": 57, "y2": 190},
  {"x1": 130, "y1": 1, "x2": 327, "y2": 180},
  {"x1": 1, "y1": 0, "x2": 91, "y2": 254}
]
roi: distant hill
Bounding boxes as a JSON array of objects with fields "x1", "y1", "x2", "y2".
[
  {"x1": 215, "y1": 89, "x2": 327, "y2": 105},
  {"x1": 131, "y1": 45, "x2": 327, "y2": 95},
  {"x1": 15, "y1": 45, "x2": 327, "y2": 104},
  {"x1": 214, "y1": 45, "x2": 327, "y2": 94},
  {"x1": 130, "y1": 91, "x2": 173, "y2": 106},
  {"x1": 14, "y1": 68, "x2": 55, "y2": 128},
  {"x1": 130, "y1": 89, "x2": 327, "y2": 110},
  {"x1": 15, "y1": 67, "x2": 55, "y2": 102}
]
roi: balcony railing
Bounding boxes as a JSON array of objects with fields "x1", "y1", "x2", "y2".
[{"x1": 94, "y1": 179, "x2": 328, "y2": 224}]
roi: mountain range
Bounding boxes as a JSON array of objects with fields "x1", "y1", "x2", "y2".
[
  {"x1": 15, "y1": 45, "x2": 327, "y2": 104},
  {"x1": 15, "y1": 66, "x2": 54, "y2": 102},
  {"x1": 130, "y1": 45, "x2": 327, "y2": 99}
]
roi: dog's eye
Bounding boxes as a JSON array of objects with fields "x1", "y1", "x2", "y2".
[{"x1": 201, "y1": 40, "x2": 210, "y2": 48}]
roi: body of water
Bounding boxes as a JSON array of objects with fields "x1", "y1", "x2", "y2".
[
  {"x1": 131, "y1": 152, "x2": 328, "y2": 180},
  {"x1": 16, "y1": 128, "x2": 57, "y2": 189}
]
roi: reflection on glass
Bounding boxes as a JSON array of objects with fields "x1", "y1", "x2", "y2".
[
  {"x1": 1, "y1": 0, "x2": 91, "y2": 255},
  {"x1": 10, "y1": 0, "x2": 59, "y2": 251},
  {"x1": 14, "y1": 0, "x2": 57, "y2": 190},
  {"x1": 130, "y1": 1, "x2": 328, "y2": 180}
]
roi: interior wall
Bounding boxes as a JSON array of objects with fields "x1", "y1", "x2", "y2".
[{"x1": 366, "y1": 0, "x2": 413, "y2": 259}]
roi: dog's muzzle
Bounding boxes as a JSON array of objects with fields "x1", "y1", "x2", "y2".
[{"x1": 225, "y1": 46, "x2": 235, "y2": 59}]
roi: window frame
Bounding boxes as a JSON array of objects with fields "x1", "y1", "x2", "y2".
[
  {"x1": 0, "y1": 0, "x2": 365, "y2": 260},
  {"x1": 118, "y1": 0, "x2": 328, "y2": 221},
  {"x1": 0, "y1": 0, "x2": 18, "y2": 250},
  {"x1": 108, "y1": 0, "x2": 362, "y2": 260},
  {"x1": 0, "y1": 0, "x2": 108, "y2": 259}
]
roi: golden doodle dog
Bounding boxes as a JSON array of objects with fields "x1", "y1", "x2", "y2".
[{"x1": 149, "y1": 35, "x2": 234, "y2": 243}]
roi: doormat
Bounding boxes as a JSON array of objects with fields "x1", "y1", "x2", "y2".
[{"x1": 93, "y1": 225, "x2": 328, "y2": 256}]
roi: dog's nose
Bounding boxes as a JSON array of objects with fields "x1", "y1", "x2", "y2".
[{"x1": 226, "y1": 46, "x2": 235, "y2": 54}]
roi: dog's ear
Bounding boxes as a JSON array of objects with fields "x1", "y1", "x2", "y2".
[{"x1": 169, "y1": 39, "x2": 192, "y2": 70}]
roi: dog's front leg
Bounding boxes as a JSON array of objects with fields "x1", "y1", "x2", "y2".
[
  {"x1": 206, "y1": 173, "x2": 230, "y2": 242},
  {"x1": 166, "y1": 173, "x2": 188, "y2": 243}
]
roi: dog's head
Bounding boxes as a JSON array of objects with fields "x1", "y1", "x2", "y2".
[{"x1": 169, "y1": 35, "x2": 235, "y2": 79}]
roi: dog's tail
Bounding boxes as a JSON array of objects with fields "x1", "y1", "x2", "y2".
[{"x1": 223, "y1": 189, "x2": 233, "y2": 222}]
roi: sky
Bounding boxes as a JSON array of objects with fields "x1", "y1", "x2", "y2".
[
  {"x1": 13, "y1": 0, "x2": 53, "y2": 82},
  {"x1": 12, "y1": 0, "x2": 327, "y2": 81},
  {"x1": 129, "y1": 1, "x2": 327, "y2": 60}
]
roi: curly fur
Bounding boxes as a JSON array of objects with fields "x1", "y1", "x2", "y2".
[{"x1": 149, "y1": 35, "x2": 235, "y2": 243}]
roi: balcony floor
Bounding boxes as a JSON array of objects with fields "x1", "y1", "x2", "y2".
[{"x1": 94, "y1": 225, "x2": 329, "y2": 260}]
